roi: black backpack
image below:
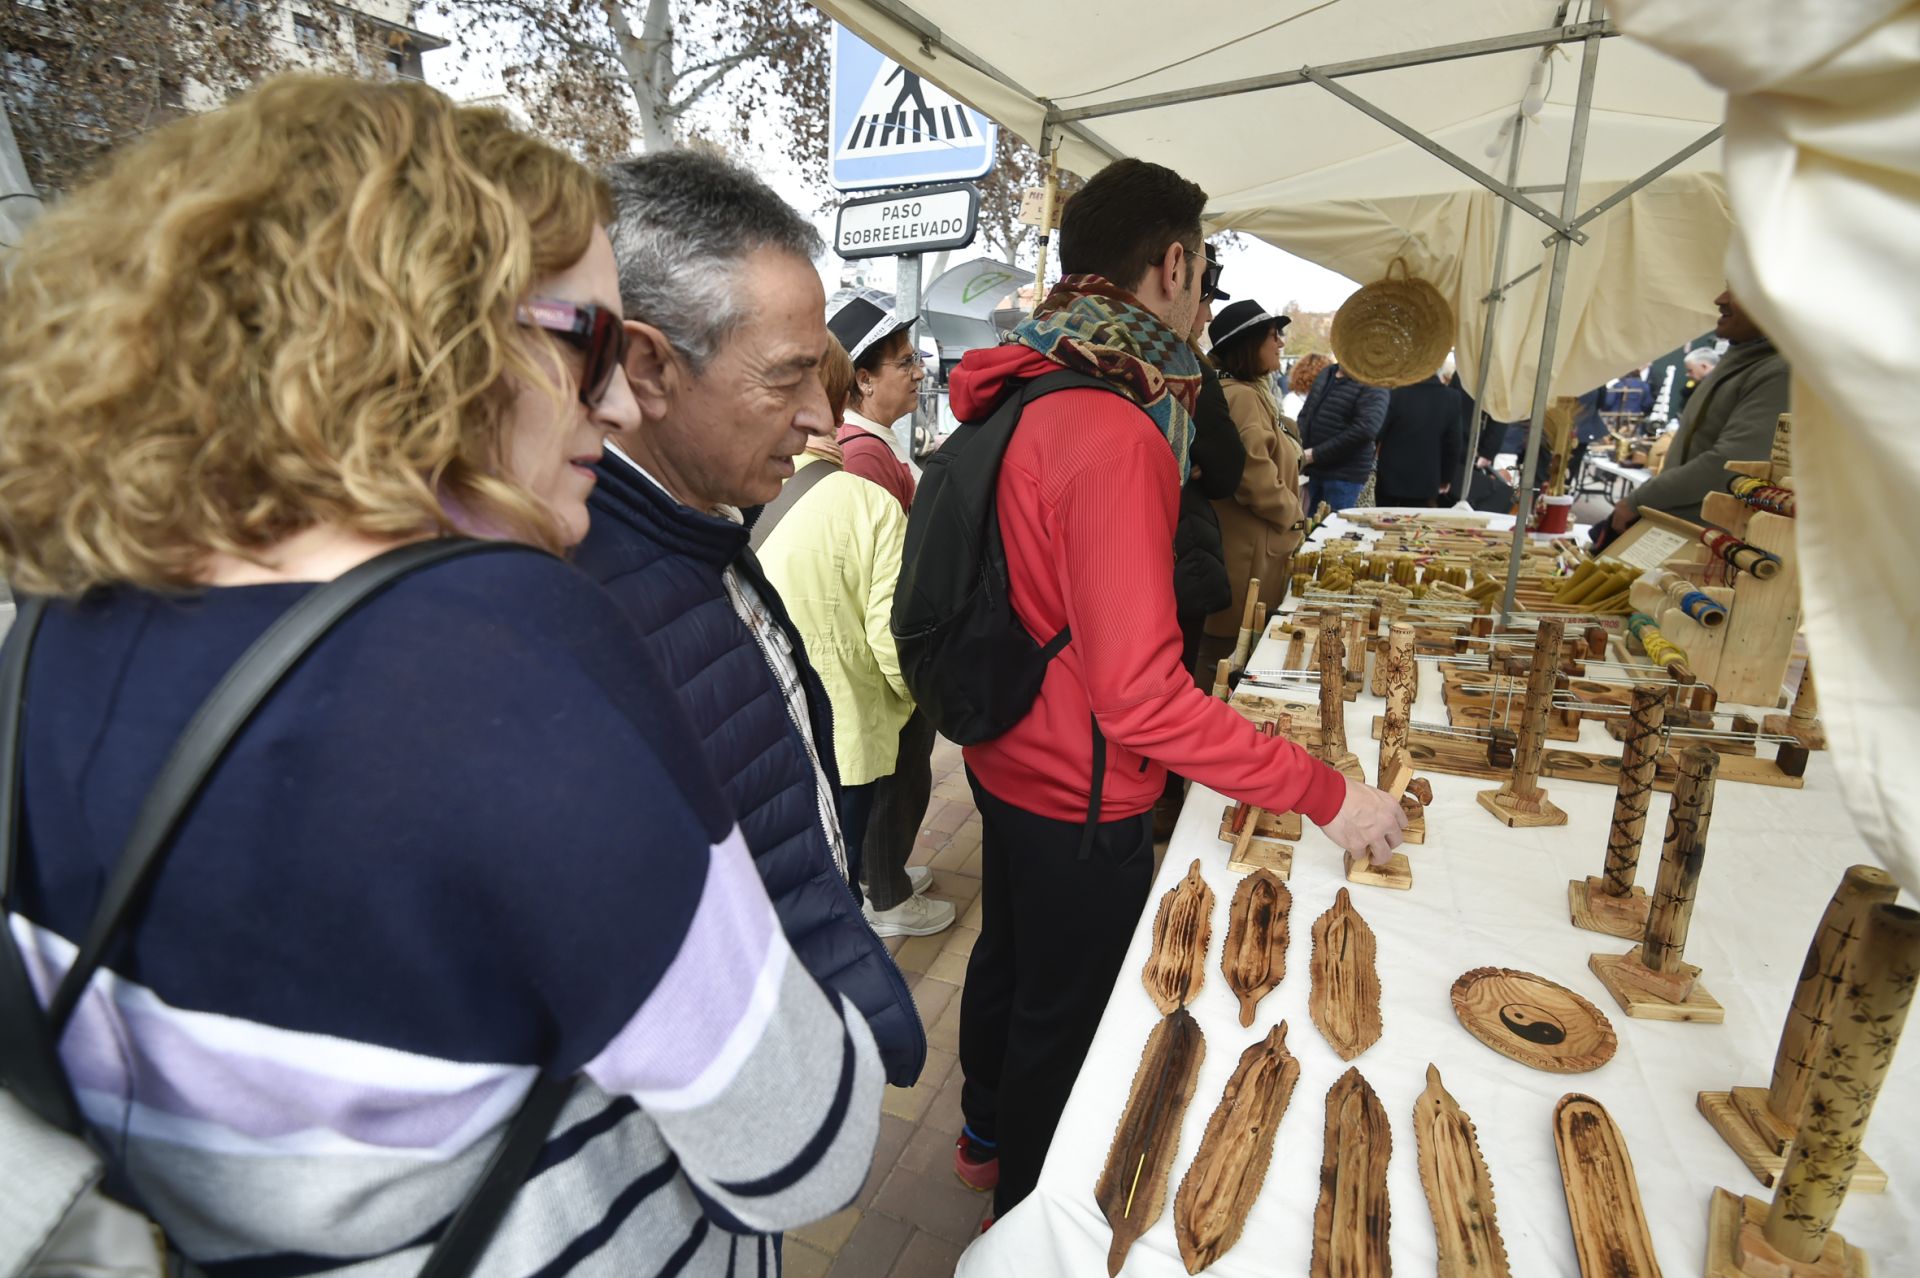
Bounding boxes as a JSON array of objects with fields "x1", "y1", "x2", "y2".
[{"x1": 892, "y1": 370, "x2": 1119, "y2": 745}]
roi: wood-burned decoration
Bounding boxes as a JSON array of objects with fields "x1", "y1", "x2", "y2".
[
  {"x1": 1553, "y1": 1094, "x2": 1663, "y2": 1278},
  {"x1": 1173, "y1": 1022, "x2": 1302, "y2": 1274},
  {"x1": 1414, "y1": 1064, "x2": 1510, "y2": 1278},
  {"x1": 1097, "y1": 1009, "x2": 1207, "y2": 1277},
  {"x1": 1144, "y1": 859, "x2": 1214, "y2": 1014},
  {"x1": 1310, "y1": 1067, "x2": 1392, "y2": 1278},
  {"x1": 1310, "y1": 888, "x2": 1383, "y2": 1060},
  {"x1": 1450, "y1": 968, "x2": 1617, "y2": 1074},
  {"x1": 1222, "y1": 869, "x2": 1292, "y2": 1027}
]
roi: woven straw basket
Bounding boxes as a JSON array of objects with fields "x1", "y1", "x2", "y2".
[{"x1": 1330, "y1": 258, "x2": 1454, "y2": 388}]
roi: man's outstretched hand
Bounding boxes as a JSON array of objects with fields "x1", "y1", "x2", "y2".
[{"x1": 1316, "y1": 774, "x2": 1408, "y2": 865}]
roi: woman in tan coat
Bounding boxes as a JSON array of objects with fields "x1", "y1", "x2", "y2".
[{"x1": 1201, "y1": 301, "x2": 1304, "y2": 666}]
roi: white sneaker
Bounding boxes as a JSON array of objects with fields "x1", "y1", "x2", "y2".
[
  {"x1": 864, "y1": 892, "x2": 957, "y2": 938},
  {"x1": 906, "y1": 865, "x2": 933, "y2": 896}
]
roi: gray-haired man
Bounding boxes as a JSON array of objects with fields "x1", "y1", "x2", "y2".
[{"x1": 571, "y1": 151, "x2": 926, "y2": 1091}]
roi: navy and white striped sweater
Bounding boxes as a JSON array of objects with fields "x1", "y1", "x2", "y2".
[{"x1": 7, "y1": 551, "x2": 881, "y2": 1276}]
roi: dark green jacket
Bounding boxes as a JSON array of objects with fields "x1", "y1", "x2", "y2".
[{"x1": 1631, "y1": 338, "x2": 1788, "y2": 525}]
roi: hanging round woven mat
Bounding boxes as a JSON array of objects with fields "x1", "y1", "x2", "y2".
[{"x1": 1331, "y1": 258, "x2": 1454, "y2": 388}]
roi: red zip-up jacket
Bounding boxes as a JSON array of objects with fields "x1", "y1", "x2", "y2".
[{"x1": 952, "y1": 345, "x2": 1348, "y2": 826}]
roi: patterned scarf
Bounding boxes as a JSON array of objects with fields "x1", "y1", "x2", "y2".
[{"x1": 1006, "y1": 274, "x2": 1202, "y2": 482}]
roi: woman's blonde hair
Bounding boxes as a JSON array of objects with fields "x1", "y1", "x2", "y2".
[
  {"x1": 819, "y1": 335, "x2": 855, "y2": 424},
  {"x1": 0, "y1": 74, "x2": 610, "y2": 596}
]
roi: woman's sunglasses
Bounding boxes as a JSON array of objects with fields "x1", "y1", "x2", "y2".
[{"x1": 516, "y1": 298, "x2": 627, "y2": 407}]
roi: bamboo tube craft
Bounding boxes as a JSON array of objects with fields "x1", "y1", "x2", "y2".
[
  {"x1": 1707, "y1": 903, "x2": 1920, "y2": 1277},
  {"x1": 1317, "y1": 608, "x2": 1360, "y2": 777},
  {"x1": 1227, "y1": 580, "x2": 1262, "y2": 673},
  {"x1": 1589, "y1": 745, "x2": 1724, "y2": 1021},
  {"x1": 1569, "y1": 685, "x2": 1669, "y2": 938},
  {"x1": 1474, "y1": 617, "x2": 1569, "y2": 827},
  {"x1": 1627, "y1": 611, "x2": 1693, "y2": 681},
  {"x1": 1211, "y1": 657, "x2": 1233, "y2": 701},
  {"x1": 1343, "y1": 612, "x2": 1367, "y2": 693},
  {"x1": 1376, "y1": 623, "x2": 1417, "y2": 783},
  {"x1": 1698, "y1": 865, "x2": 1899, "y2": 1194},
  {"x1": 1728, "y1": 475, "x2": 1796, "y2": 518},
  {"x1": 1701, "y1": 527, "x2": 1783, "y2": 580}
]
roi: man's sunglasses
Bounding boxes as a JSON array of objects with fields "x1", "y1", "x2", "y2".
[
  {"x1": 1199, "y1": 253, "x2": 1225, "y2": 303},
  {"x1": 516, "y1": 298, "x2": 627, "y2": 407}
]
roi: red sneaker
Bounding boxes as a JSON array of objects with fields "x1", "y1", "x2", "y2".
[{"x1": 954, "y1": 1131, "x2": 999, "y2": 1192}]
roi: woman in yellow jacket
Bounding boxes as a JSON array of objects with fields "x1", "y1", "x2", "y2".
[
  {"x1": 1202, "y1": 301, "x2": 1305, "y2": 662},
  {"x1": 756, "y1": 339, "x2": 956, "y2": 937}
]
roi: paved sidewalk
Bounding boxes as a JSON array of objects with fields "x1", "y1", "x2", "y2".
[{"x1": 785, "y1": 736, "x2": 992, "y2": 1278}]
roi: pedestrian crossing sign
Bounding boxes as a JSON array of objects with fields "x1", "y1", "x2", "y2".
[{"x1": 831, "y1": 24, "x2": 997, "y2": 192}]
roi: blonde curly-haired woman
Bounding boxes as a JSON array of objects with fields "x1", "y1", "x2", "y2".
[{"x1": 0, "y1": 76, "x2": 878, "y2": 1276}]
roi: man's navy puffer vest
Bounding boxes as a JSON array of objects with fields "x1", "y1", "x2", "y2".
[{"x1": 573, "y1": 455, "x2": 926, "y2": 1087}]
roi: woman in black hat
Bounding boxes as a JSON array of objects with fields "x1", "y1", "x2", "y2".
[{"x1": 1198, "y1": 300, "x2": 1304, "y2": 670}]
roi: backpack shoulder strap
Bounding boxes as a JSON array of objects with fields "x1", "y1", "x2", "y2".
[{"x1": 748, "y1": 457, "x2": 840, "y2": 552}]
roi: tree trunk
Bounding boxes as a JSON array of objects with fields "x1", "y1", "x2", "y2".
[{"x1": 601, "y1": 0, "x2": 676, "y2": 151}]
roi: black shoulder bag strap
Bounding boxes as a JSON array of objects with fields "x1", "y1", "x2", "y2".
[
  {"x1": 748, "y1": 458, "x2": 841, "y2": 552},
  {"x1": 0, "y1": 540, "x2": 570, "y2": 1278}
]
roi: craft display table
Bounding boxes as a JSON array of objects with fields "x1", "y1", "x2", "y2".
[{"x1": 955, "y1": 565, "x2": 1916, "y2": 1277}]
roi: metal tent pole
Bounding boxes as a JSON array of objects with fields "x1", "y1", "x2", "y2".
[
  {"x1": 1460, "y1": 110, "x2": 1529, "y2": 499},
  {"x1": 1499, "y1": 7, "x2": 1605, "y2": 624}
]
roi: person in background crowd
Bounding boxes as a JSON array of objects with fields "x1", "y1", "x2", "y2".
[
  {"x1": 1601, "y1": 366, "x2": 1653, "y2": 417},
  {"x1": 1297, "y1": 359, "x2": 1389, "y2": 513},
  {"x1": 1198, "y1": 299, "x2": 1301, "y2": 676},
  {"x1": 1282, "y1": 350, "x2": 1330, "y2": 419},
  {"x1": 825, "y1": 290, "x2": 944, "y2": 935},
  {"x1": 1608, "y1": 288, "x2": 1788, "y2": 531},
  {"x1": 572, "y1": 150, "x2": 927, "y2": 1089},
  {"x1": 831, "y1": 289, "x2": 923, "y2": 512},
  {"x1": 1673, "y1": 345, "x2": 1721, "y2": 417},
  {"x1": 755, "y1": 338, "x2": 952, "y2": 938},
  {"x1": 0, "y1": 76, "x2": 880, "y2": 1275},
  {"x1": 1154, "y1": 244, "x2": 1248, "y2": 841},
  {"x1": 944, "y1": 157, "x2": 1405, "y2": 1220},
  {"x1": 1374, "y1": 371, "x2": 1466, "y2": 507}
]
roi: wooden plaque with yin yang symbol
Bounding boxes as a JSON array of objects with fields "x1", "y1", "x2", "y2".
[{"x1": 1450, "y1": 967, "x2": 1618, "y2": 1073}]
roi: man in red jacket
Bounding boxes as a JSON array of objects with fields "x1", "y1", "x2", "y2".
[{"x1": 949, "y1": 158, "x2": 1405, "y2": 1216}]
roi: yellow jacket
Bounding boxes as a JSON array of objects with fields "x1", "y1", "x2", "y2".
[{"x1": 756, "y1": 457, "x2": 916, "y2": 785}]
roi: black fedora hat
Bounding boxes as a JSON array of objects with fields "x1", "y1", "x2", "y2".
[{"x1": 1208, "y1": 299, "x2": 1287, "y2": 351}]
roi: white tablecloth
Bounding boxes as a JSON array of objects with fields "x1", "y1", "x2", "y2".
[{"x1": 958, "y1": 602, "x2": 1917, "y2": 1276}]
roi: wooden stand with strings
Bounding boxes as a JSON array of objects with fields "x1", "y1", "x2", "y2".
[
  {"x1": 1475, "y1": 618, "x2": 1569, "y2": 827},
  {"x1": 1762, "y1": 662, "x2": 1828, "y2": 751}
]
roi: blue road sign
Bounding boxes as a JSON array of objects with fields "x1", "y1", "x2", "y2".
[{"x1": 830, "y1": 24, "x2": 997, "y2": 192}]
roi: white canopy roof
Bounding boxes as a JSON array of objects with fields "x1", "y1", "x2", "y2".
[{"x1": 816, "y1": 0, "x2": 1731, "y2": 418}]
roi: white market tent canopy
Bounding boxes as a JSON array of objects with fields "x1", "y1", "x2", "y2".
[{"x1": 814, "y1": 0, "x2": 1730, "y2": 426}]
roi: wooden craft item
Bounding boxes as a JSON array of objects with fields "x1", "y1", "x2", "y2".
[
  {"x1": 1344, "y1": 613, "x2": 1367, "y2": 692},
  {"x1": 1705, "y1": 1189, "x2": 1865, "y2": 1278},
  {"x1": 1569, "y1": 684, "x2": 1668, "y2": 939},
  {"x1": 1761, "y1": 662, "x2": 1827, "y2": 751},
  {"x1": 1450, "y1": 967, "x2": 1617, "y2": 1073},
  {"x1": 1227, "y1": 579, "x2": 1261, "y2": 673},
  {"x1": 1309, "y1": 888, "x2": 1382, "y2": 1060},
  {"x1": 1698, "y1": 865, "x2": 1898, "y2": 1194},
  {"x1": 1442, "y1": 670, "x2": 1583, "y2": 742},
  {"x1": 1374, "y1": 721, "x2": 1806, "y2": 791},
  {"x1": 1222, "y1": 869, "x2": 1291, "y2": 1026},
  {"x1": 1475, "y1": 617, "x2": 1569, "y2": 827},
  {"x1": 1376, "y1": 623, "x2": 1416, "y2": 782},
  {"x1": 1757, "y1": 903, "x2": 1919, "y2": 1267},
  {"x1": 1284, "y1": 626, "x2": 1308, "y2": 671},
  {"x1": 1414, "y1": 1064, "x2": 1511, "y2": 1278},
  {"x1": 1347, "y1": 758, "x2": 1414, "y2": 890},
  {"x1": 1173, "y1": 1023, "x2": 1301, "y2": 1274},
  {"x1": 1097, "y1": 1009, "x2": 1207, "y2": 1277},
  {"x1": 1211, "y1": 657, "x2": 1232, "y2": 701},
  {"x1": 1310, "y1": 1067, "x2": 1392, "y2": 1278},
  {"x1": 1317, "y1": 608, "x2": 1350, "y2": 763},
  {"x1": 1144, "y1": 859, "x2": 1214, "y2": 1014},
  {"x1": 1554, "y1": 1094, "x2": 1663, "y2": 1278},
  {"x1": 1219, "y1": 805, "x2": 1302, "y2": 846},
  {"x1": 1590, "y1": 746, "x2": 1723, "y2": 1022}
]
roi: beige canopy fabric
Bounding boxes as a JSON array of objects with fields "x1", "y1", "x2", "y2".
[
  {"x1": 1212, "y1": 173, "x2": 1731, "y2": 421},
  {"x1": 814, "y1": 1, "x2": 1731, "y2": 417},
  {"x1": 1614, "y1": 0, "x2": 1920, "y2": 891}
]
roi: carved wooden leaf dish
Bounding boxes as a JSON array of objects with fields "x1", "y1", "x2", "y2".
[
  {"x1": 1450, "y1": 967, "x2": 1617, "y2": 1074},
  {"x1": 1144, "y1": 859, "x2": 1214, "y2": 1014},
  {"x1": 1310, "y1": 1066, "x2": 1392, "y2": 1278},
  {"x1": 1096, "y1": 1009, "x2": 1206, "y2": 1277},
  {"x1": 1223, "y1": 869, "x2": 1291, "y2": 1027},
  {"x1": 1173, "y1": 1022, "x2": 1301, "y2": 1274},
  {"x1": 1309, "y1": 888, "x2": 1382, "y2": 1060}
]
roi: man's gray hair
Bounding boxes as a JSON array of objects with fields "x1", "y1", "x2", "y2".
[
  {"x1": 603, "y1": 150, "x2": 824, "y2": 371},
  {"x1": 1684, "y1": 346, "x2": 1721, "y2": 370}
]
